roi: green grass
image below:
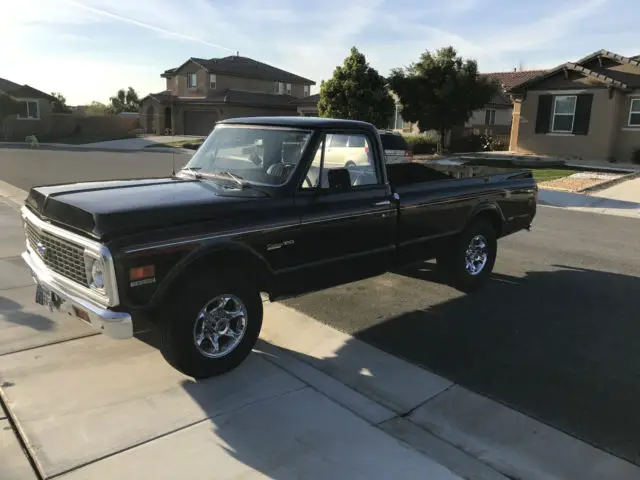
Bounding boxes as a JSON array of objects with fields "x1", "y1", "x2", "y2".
[
  {"x1": 160, "y1": 139, "x2": 204, "y2": 148},
  {"x1": 531, "y1": 168, "x2": 579, "y2": 182},
  {"x1": 43, "y1": 134, "x2": 140, "y2": 145}
]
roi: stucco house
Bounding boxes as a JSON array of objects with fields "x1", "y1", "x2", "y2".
[
  {"x1": 140, "y1": 54, "x2": 315, "y2": 136},
  {"x1": 0, "y1": 77, "x2": 56, "y2": 140},
  {"x1": 508, "y1": 50, "x2": 640, "y2": 164}
]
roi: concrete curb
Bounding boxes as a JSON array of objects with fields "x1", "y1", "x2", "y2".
[
  {"x1": 0, "y1": 179, "x2": 27, "y2": 208},
  {"x1": 142, "y1": 146, "x2": 195, "y2": 154},
  {"x1": 581, "y1": 171, "x2": 640, "y2": 195},
  {"x1": 538, "y1": 172, "x2": 639, "y2": 194}
]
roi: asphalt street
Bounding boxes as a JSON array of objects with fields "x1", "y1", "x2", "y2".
[
  {"x1": 284, "y1": 208, "x2": 640, "y2": 465},
  {"x1": 1, "y1": 147, "x2": 640, "y2": 465}
]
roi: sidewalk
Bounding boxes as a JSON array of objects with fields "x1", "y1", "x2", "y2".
[
  {"x1": 538, "y1": 178, "x2": 640, "y2": 219},
  {"x1": 1, "y1": 187, "x2": 639, "y2": 479}
]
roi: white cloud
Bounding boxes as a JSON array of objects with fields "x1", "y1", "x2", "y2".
[{"x1": 0, "y1": 0, "x2": 620, "y2": 104}]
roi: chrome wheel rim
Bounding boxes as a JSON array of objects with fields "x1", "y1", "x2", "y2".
[
  {"x1": 465, "y1": 235, "x2": 488, "y2": 276},
  {"x1": 192, "y1": 294, "x2": 247, "y2": 358}
]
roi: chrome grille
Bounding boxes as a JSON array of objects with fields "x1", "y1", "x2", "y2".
[{"x1": 25, "y1": 220, "x2": 89, "y2": 287}]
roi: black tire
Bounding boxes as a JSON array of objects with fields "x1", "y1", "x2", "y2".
[
  {"x1": 158, "y1": 272, "x2": 263, "y2": 379},
  {"x1": 437, "y1": 218, "x2": 497, "y2": 293},
  {"x1": 345, "y1": 161, "x2": 356, "y2": 168}
]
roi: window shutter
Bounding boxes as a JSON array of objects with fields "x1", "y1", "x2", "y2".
[
  {"x1": 572, "y1": 93, "x2": 593, "y2": 135},
  {"x1": 535, "y1": 95, "x2": 552, "y2": 134}
]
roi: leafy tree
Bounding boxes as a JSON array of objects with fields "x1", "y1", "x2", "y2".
[
  {"x1": 318, "y1": 47, "x2": 394, "y2": 128},
  {"x1": 388, "y1": 46, "x2": 497, "y2": 152},
  {"x1": 50, "y1": 92, "x2": 71, "y2": 113},
  {"x1": 0, "y1": 94, "x2": 21, "y2": 138},
  {"x1": 108, "y1": 87, "x2": 141, "y2": 114},
  {"x1": 85, "y1": 101, "x2": 109, "y2": 116}
]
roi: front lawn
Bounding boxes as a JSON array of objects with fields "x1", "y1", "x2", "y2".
[
  {"x1": 531, "y1": 168, "x2": 578, "y2": 182},
  {"x1": 162, "y1": 139, "x2": 204, "y2": 149},
  {"x1": 42, "y1": 134, "x2": 141, "y2": 145}
]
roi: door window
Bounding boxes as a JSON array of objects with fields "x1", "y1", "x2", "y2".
[{"x1": 301, "y1": 133, "x2": 380, "y2": 189}]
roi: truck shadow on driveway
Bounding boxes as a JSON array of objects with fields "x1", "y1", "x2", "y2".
[
  {"x1": 134, "y1": 264, "x2": 640, "y2": 475},
  {"x1": 357, "y1": 262, "x2": 640, "y2": 466},
  {"x1": 0, "y1": 295, "x2": 55, "y2": 331}
]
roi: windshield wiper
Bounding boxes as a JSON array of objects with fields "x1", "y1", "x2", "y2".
[
  {"x1": 209, "y1": 171, "x2": 247, "y2": 187},
  {"x1": 177, "y1": 167, "x2": 203, "y2": 178}
]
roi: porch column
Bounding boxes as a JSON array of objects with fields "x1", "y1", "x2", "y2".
[{"x1": 509, "y1": 98, "x2": 522, "y2": 152}]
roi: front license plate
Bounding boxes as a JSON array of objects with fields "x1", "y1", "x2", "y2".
[
  {"x1": 35, "y1": 283, "x2": 48, "y2": 306},
  {"x1": 35, "y1": 284, "x2": 56, "y2": 311}
]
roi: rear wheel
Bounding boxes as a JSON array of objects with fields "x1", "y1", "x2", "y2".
[
  {"x1": 158, "y1": 272, "x2": 262, "y2": 378},
  {"x1": 437, "y1": 218, "x2": 497, "y2": 293}
]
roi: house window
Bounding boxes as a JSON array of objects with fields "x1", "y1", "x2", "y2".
[
  {"x1": 303, "y1": 85, "x2": 310, "y2": 97},
  {"x1": 187, "y1": 73, "x2": 197, "y2": 89},
  {"x1": 484, "y1": 109, "x2": 496, "y2": 125},
  {"x1": 628, "y1": 98, "x2": 640, "y2": 126},
  {"x1": 551, "y1": 95, "x2": 576, "y2": 133},
  {"x1": 286, "y1": 83, "x2": 292, "y2": 95},
  {"x1": 209, "y1": 74, "x2": 216, "y2": 90},
  {"x1": 17, "y1": 100, "x2": 39, "y2": 119}
]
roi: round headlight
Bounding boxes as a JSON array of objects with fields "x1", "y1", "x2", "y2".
[{"x1": 90, "y1": 259, "x2": 105, "y2": 290}]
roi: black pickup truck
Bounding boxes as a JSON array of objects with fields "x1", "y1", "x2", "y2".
[{"x1": 20, "y1": 117, "x2": 537, "y2": 378}]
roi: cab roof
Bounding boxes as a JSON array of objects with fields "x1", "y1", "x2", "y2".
[{"x1": 217, "y1": 116, "x2": 377, "y2": 131}]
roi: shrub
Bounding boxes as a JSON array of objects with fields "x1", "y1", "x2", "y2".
[
  {"x1": 403, "y1": 133, "x2": 438, "y2": 154},
  {"x1": 449, "y1": 133, "x2": 484, "y2": 153},
  {"x1": 480, "y1": 134, "x2": 507, "y2": 152},
  {"x1": 632, "y1": 148, "x2": 640, "y2": 164}
]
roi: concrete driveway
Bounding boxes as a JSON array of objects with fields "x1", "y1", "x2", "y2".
[
  {"x1": 1, "y1": 184, "x2": 639, "y2": 479},
  {"x1": 0, "y1": 197, "x2": 461, "y2": 480}
]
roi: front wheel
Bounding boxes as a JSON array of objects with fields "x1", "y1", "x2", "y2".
[
  {"x1": 437, "y1": 218, "x2": 497, "y2": 293},
  {"x1": 158, "y1": 272, "x2": 263, "y2": 379}
]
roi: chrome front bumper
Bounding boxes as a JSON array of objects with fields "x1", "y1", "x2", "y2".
[{"x1": 22, "y1": 250, "x2": 133, "y2": 339}]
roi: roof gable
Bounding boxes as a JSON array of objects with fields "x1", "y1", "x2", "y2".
[
  {"x1": 0, "y1": 77, "x2": 22, "y2": 93},
  {"x1": 508, "y1": 50, "x2": 640, "y2": 92}
]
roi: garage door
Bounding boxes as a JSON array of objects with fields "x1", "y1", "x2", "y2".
[{"x1": 184, "y1": 111, "x2": 218, "y2": 136}]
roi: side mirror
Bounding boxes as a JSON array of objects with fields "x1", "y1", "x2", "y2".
[{"x1": 327, "y1": 168, "x2": 352, "y2": 191}]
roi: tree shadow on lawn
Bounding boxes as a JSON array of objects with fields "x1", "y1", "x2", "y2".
[{"x1": 357, "y1": 262, "x2": 640, "y2": 465}]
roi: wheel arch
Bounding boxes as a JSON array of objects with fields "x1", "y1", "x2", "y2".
[
  {"x1": 465, "y1": 202, "x2": 505, "y2": 237},
  {"x1": 149, "y1": 242, "x2": 274, "y2": 310}
]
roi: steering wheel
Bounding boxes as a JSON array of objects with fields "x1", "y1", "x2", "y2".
[{"x1": 249, "y1": 151, "x2": 263, "y2": 167}]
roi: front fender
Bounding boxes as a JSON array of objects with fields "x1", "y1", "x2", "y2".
[{"x1": 148, "y1": 241, "x2": 274, "y2": 309}]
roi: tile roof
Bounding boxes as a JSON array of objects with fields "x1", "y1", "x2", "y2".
[
  {"x1": 291, "y1": 93, "x2": 320, "y2": 106},
  {"x1": 0, "y1": 77, "x2": 22, "y2": 92},
  {"x1": 0, "y1": 78, "x2": 55, "y2": 100},
  {"x1": 481, "y1": 70, "x2": 548, "y2": 90},
  {"x1": 164, "y1": 55, "x2": 315, "y2": 85},
  {"x1": 144, "y1": 89, "x2": 299, "y2": 108}
]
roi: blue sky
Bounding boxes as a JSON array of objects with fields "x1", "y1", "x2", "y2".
[{"x1": 1, "y1": 0, "x2": 638, "y2": 105}]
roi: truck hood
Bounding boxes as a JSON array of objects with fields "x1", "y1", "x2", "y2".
[{"x1": 25, "y1": 177, "x2": 265, "y2": 240}]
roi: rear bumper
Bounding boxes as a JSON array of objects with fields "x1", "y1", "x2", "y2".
[{"x1": 21, "y1": 250, "x2": 133, "y2": 339}]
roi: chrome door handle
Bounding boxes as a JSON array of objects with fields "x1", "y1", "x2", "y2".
[{"x1": 373, "y1": 200, "x2": 391, "y2": 206}]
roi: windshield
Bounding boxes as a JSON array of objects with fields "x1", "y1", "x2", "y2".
[{"x1": 182, "y1": 125, "x2": 312, "y2": 187}]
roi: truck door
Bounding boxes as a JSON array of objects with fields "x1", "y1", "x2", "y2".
[{"x1": 277, "y1": 131, "x2": 397, "y2": 295}]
